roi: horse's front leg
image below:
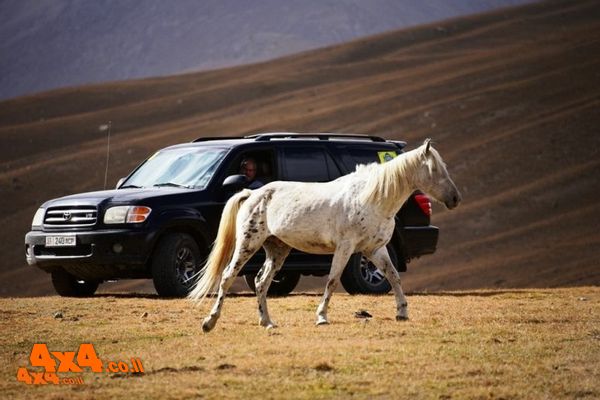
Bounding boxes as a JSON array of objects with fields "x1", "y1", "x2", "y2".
[
  {"x1": 255, "y1": 238, "x2": 291, "y2": 329},
  {"x1": 365, "y1": 246, "x2": 408, "y2": 320},
  {"x1": 316, "y1": 242, "x2": 354, "y2": 325}
]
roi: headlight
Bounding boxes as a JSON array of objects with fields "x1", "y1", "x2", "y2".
[
  {"x1": 104, "y1": 206, "x2": 152, "y2": 224},
  {"x1": 31, "y1": 208, "x2": 45, "y2": 228}
]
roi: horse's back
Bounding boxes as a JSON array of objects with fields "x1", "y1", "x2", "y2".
[{"x1": 255, "y1": 180, "x2": 364, "y2": 253}]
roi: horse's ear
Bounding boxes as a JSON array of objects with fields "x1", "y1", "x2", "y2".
[{"x1": 423, "y1": 138, "x2": 432, "y2": 154}]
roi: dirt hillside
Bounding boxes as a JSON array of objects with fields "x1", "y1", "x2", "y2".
[
  {"x1": 1, "y1": 0, "x2": 529, "y2": 100},
  {"x1": 0, "y1": 0, "x2": 598, "y2": 296}
]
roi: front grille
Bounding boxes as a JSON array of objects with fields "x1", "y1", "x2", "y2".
[{"x1": 44, "y1": 206, "x2": 98, "y2": 228}]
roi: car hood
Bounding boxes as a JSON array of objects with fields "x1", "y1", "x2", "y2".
[{"x1": 41, "y1": 188, "x2": 197, "y2": 208}]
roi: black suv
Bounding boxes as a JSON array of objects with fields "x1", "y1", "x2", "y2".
[{"x1": 25, "y1": 133, "x2": 438, "y2": 297}]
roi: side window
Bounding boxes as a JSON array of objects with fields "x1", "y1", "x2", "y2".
[
  {"x1": 347, "y1": 149, "x2": 380, "y2": 167},
  {"x1": 339, "y1": 147, "x2": 400, "y2": 171},
  {"x1": 224, "y1": 150, "x2": 276, "y2": 184},
  {"x1": 282, "y1": 147, "x2": 341, "y2": 182}
]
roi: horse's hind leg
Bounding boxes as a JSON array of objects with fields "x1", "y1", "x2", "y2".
[
  {"x1": 316, "y1": 241, "x2": 354, "y2": 325},
  {"x1": 255, "y1": 237, "x2": 291, "y2": 329},
  {"x1": 365, "y1": 246, "x2": 408, "y2": 320},
  {"x1": 202, "y1": 234, "x2": 266, "y2": 333}
]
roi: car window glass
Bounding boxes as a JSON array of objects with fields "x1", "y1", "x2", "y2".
[
  {"x1": 282, "y1": 147, "x2": 341, "y2": 182},
  {"x1": 124, "y1": 148, "x2": 227, "y2": 189},
  {"x1": 347, "y1": 148, "x2": 380, "y2": 167},
  {"x1": 224, "y1": 150, "x2": 276, "y2": 184}
]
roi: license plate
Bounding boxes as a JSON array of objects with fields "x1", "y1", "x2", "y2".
[{"x1": 45, "y1": 235, "x2": 76, "y2": 247}]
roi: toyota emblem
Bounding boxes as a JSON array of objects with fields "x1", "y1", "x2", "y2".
[{"x1": 63, "y1": 212, "x2": 72, "y2": 221}]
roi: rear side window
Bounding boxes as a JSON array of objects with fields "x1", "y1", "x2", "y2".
[
  {"x1": 347, "y1": 149, "x2": 380, "y2": 166},
  {"x1": 282, "y1": 147, "x2": 341, "y2": 182},
  {"x1": 341, "y1": 147, "x2": 400, "y2": 170}
]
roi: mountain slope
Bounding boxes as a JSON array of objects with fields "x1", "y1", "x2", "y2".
[
  {"x1": 0, "y1": 0, "x2": 598, "y2": 296},
  {"x1": 0, "y1": 0, "x2": 530, "y2": 99}
]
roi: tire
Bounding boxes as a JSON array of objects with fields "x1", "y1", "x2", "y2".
[
  {"x1": 51, "y1": 270, "x2": 99, "y2": 297},
  {"x1": 151, "y1": 233, "x2": 204, "y2": 298},
  {"x1": 244, "y1": 271, "x2": 301, "y2": 296},
  {"x1": 340, "y1": 245, "x2": 399, "y2": 295}
]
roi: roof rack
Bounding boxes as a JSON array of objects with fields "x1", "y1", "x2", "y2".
[
  {"x1": 192, "y1": 136, "x2": 245, "y2": 142},
  {"x1": 191, "y1": 133, "x2": 397, "y2": 144},
  {"x1": 390, "y1": 140, "x2": 407, "y2": 149},
  {"x1": 246, "y1": 133, "x2": 387, "y2": 142}
]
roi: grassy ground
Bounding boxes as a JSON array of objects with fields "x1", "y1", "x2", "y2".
[{"x1": 1, "y1": 287, "x2": 599, "y2": 399}]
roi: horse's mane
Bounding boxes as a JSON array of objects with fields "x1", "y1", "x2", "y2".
[{"x1": 358, "y1": 149, "x2": 421, "y2": 207}]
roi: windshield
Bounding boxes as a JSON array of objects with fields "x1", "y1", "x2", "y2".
[{"x1": 122, "y1": 147, "x2": 228, "y2": 190}]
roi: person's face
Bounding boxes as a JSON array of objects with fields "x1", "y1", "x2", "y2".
[{"x1": 241, "y1": 161, "x2": 257, "y2": 180}]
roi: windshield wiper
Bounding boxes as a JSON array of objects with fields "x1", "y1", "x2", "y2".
[
  {"x1": 119, "y1": 184, "x2": 142, "y2": 189},
  {"x1": 153, "y1": 182, "x2": 193, "y2": 189}
]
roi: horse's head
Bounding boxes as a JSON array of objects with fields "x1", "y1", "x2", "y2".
[{"x1": 413, "y1": 139, "x2": 461, "y2": 210}]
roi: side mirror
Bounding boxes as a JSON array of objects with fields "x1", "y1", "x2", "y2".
[
  {"x1": 222, "y1": 174, "x2": 247, "y2": 191},
  {"x1": 116, "y1": 178, "x2": 126, "y2": 189}
]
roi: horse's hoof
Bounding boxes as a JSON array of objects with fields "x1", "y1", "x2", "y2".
[
  {"x1": 202, "y1": 318, "x2": 215, "y2": 333},
  {"x1": 316, "y1": 317, "x2": 330, "y2": 326},
  {"x1": 260, "y1": 320, "x2": 278, "y2": 329},
  {"x1": 396, "y1": 315, "x2": 409, "y2": 321}
]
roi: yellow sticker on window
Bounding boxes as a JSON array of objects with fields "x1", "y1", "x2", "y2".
[{"x1": 377, "y1": 151, "x2": 397, "y2": 163}]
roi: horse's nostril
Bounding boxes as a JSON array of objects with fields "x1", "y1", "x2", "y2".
[{"x1": 453, "y1": 196, "x2": 458, "y2": 204}]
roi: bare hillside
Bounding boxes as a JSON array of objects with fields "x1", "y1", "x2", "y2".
[
  {"x1": 0, "y1": 0, "x2": 598, "y2": 296},
  {"x1": 0, "y1": 0, "x2": 529, "y2": 99}
]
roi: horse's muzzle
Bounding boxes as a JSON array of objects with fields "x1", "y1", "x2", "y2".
[{"x1": 444, "y1": 192, "x2": 462, "y2": 210}]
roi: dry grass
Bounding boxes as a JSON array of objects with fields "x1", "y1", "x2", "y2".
[
  {"x1": 2, "y1": 0, "x2": 600, "y2": 296},
  {"x1": 1, "y1": 287, "x2": 599, "y2": 399}
]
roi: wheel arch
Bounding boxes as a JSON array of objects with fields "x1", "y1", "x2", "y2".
[{"x1": 146, "y1": 219, "x2": 211, "y2": 272}]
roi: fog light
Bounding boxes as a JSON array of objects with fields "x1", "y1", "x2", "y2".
[{"x1": 112, "y1": 243, "x2": 123, "y2": 254}]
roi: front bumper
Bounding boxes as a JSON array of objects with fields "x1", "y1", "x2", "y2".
[{"x1": 25, "y1": 228, "x2": 158, "y2": 280}]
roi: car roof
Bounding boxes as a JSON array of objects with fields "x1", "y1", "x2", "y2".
[{"x1": 163, "y1": 132, "x2": 406, "y2": 151}]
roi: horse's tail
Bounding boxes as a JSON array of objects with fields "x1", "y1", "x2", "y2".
[{"x1": 188, "y1": 189, "x2": 253, "y2": 303}]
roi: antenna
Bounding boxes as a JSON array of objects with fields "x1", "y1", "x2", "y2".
[{"x1": 102, "y1": 121, "x2": 112, "y2": 190}]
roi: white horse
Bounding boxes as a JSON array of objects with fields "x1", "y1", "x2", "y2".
[{"x1": 189, "y1": 139, "x2": 461, "y2": 332}]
